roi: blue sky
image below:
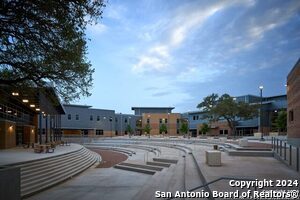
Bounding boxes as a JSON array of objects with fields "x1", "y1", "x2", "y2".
[{"x1": 77, "y1": 0, "x2": 300, "y2": 114}]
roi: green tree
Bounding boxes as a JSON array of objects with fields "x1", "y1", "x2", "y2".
[
  {"x1": 126, "y1": 124, "x2": 133, "y2": 137},
  {"x1": 276, "y1": 111, "x2": 287, "y2": 133},
  {"x1": 179, "y1": 120, "x2": 189, "y2": 137},
  {"x1": 197, "y1": 94, "x2": 258, "y2": 135},
  {"x1": 159, "y1": 123, "x2": 167, "y2": 136},
  {"x1": 0, "y1": 0, "x2": 105, "y2": 102},
  {"x1": 144, "y1": 124, "x2": 151, "y2": 138},
  {"x1": 200, "y1": 123, "x2": 210, "y2": 135}
]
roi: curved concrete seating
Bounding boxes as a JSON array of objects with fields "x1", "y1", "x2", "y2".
[
  {"x1": 118, "y1": 162, "x2": 163, "y2": 171},
  {"x1": 13, "y1": 146, "x2": 99, "y2": 198}
]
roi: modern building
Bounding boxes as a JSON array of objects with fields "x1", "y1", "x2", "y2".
[
  {"x1": 183, "y1": 94, "x2": 287, "y2": 137},
  {"x1": 287, "y1": 58, "x2": 300, "y2": 146},
  {"x1": 0, "y1": 85, "x2": 65, "y2": 149}
]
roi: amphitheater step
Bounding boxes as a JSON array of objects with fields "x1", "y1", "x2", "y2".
[
  {"x1": 227, "y1": 150, "x2": 274, "y2": 157},
  {"x1": 19, "y1": 147, "x2": 98, "y2": 198},
  {"x1": 114, "y1": 164, "x2": 156, "y2": 175},
  {"x1": 153, "y1": 158, "x2": 178, "y2": 164},
  {"x1": 146, "y1": 161, "x2": 171, "y2": 167},
  {"x1": 118, "y1": 162, "x2": 164, "y2": 171}
]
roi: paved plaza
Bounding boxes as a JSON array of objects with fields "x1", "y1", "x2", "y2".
[{"x1": 6, "y1": 136, "x2": 295, "y2": 200}]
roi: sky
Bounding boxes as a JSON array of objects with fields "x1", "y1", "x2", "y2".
[{"x1": 76, "y1": 0, "x2": 300, "y2": 114}]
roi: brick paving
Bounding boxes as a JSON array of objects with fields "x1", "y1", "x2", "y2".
[{"x1": 88, "y1": 148, "x2": 128, "y2": 168}]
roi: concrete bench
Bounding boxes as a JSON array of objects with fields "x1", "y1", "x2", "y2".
[{"x1": 206, "y1": 150, "x2": 221, "y2": 166}]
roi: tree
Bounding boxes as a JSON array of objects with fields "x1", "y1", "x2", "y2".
[
  {"x1": 0, "y1": 0, "x2": 105, "y2": 102},
  {"x1": 159, "y1": 123, "x2": 167, "y2": 136},
  {"x1": 179, "y1": 119, "x2": 189, "y2": 137},
  {"x1": 276, "y1": 111, "x2": 287, "y2": 133},
  {"x1": 200, "y1": 123, "x2": 210, "y2": 135},
  {"x1": 197, "y1": 94, "x2": 258, "y2": 135},
  {"x1": 126, "y1": 124, "x2": 133, "y2": 138},
  {"x1": 144, "y1": 124, "x2": 151, "y2": 138}
]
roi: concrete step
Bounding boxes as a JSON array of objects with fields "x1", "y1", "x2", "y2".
[
  {"x1": 22, "y1": 156, "x2": 97, "y2": 197},
  {"x1": 146, "y1": 161, "x2": 171, "y2": 167},
  {"x1": 227, "y1": 150, "x2": 274, "y2": 157},
  {"x1": 114, "y1": 164, "x2": 156, "y2": 175},
  {"x1": 19, "y1": 147, "x2": 87, "y2": 171},
  {"x1": 153, "y1": 158, "x2": 178, "y2": 164},
  {"x1": 21, "y1": 149, "x2": 90, "y2": 178},
  {"x1": 21, "y1": 150, "x2": 92, "y2": 185},
  {"x1": 20, "y1": 147, "x2": 98, "y2": 197},
  {"x1": 119, "y1": 162, "x2": 164, "y2": 171}
]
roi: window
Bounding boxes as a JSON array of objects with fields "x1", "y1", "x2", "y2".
[
  {"x1": 177, "y1": 119, "x2": 180, "y2": 124},
  {"x1": 196, "y1": 116, "x2": 199, "y2": 120},
  {"x1": 193, "y1": 116, "x2": 196, "y2": 120},
  {"x1": 177, "y1": 129, "x2": 179, "y2": 134},
  {"x1": 165, "y1": 119, "x2": 168, "y2": 123},
  {"x1": 90, "y1": 115, "x2": 93, "y2": 121},
  {"x1": 147, "y1": 119, "x2": 150, "y2": 124},
  {"x1": 289, "y1": 110, "x2": 294, "y2": 122},
  {"x1": 125, "y1": 118, "x2": 128, "y2": 123},
  {"x1": 96, "y1": 130, "x2": 103, "y2": 135},
  {"x1": 159, "y1": 119, "x2": 162, "y2": 123},
  {"x1": 97, "y1": 116, "x2": 100, "y2": 121},
  {"x1": 68, "y1": 114, "x2": 71, "y2": 120},
  {"x1": 75, "y1": 114, "x2": 79, "y2": 120},
  {"x1": 115, "y1": 118, "x2": 118, "y2": 122}
]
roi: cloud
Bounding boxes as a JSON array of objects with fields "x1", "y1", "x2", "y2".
[
  {"x1": 104, "y1": 3, "x2": 127, "y2": 20},
  {"x1": 152, "y1": 91, "x2": 170, "y2": 97},
  {"x1": 132, "y1": 0, "x2": 254, "y2": 74},
  {"x1": 87, "y1": 23, "x2": 107, "y2": 35}
]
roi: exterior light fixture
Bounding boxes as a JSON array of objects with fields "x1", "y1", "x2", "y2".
[
  {"x1": 36, "y1": 108, "x2": 40, "y2": 111},
  {"x1": 7, "y1": 110, "x2": 12, "y2": 113},
  {"x1": 22, "y1": 99, "x2": 29, "y2": 103},
  {"x1": 30, "y1": 104, "x2": 35, "y2": 108},
  {"x1": 12, "y1": 92, "x2": 19, "y2": 96}
]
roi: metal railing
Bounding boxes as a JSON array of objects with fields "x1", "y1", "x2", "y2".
[
  {"x1": 272, "y1": 137, "x2": 299, "y2": 172},
  {"x1": 167, "y1": 177, "x2": 257, "y2": 200}
]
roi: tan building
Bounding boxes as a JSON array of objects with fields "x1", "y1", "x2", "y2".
[
  {"x1": 142, "y1": 113, "x2": 181, "y2": 136},
  {"x1": 287, "y1": 58, "x2": 300, "y2": 145}
]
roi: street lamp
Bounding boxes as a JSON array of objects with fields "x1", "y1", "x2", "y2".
[
  {"x1": 167, "y1": 113, "x2": 170, "y2": 136},
  {"x1": 259, "y1": 85, "x2": 264, "y2": 141},
  {"x1": 109, "y1": 117, "x2": 113, "y2": 138},
  {"x1": 128, "y1": 116, "x2": 131, "y2": 138}
]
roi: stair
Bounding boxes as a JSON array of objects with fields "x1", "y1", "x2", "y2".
[
  {"x1": 114, "y1": 164, "x2": 156, "y2": 175},
  {"x1": 153, "y1": 158, "x2": 178, "y2": 164},
  {"x1": 118, "y1": 162, "x2": 164, "y2": 171},
  {"x1": 15, "y1": 146, "x2": 100, "y2": 198}
]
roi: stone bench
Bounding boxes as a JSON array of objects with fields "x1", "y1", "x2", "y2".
[{"x1": 205, "y1": 150, "x2": 221, "y2": 166}]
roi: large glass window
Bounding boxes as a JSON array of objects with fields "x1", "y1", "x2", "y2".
[
  {"x1": 90, "y1": 115, "x2": 93, "y2": 121},
  {"x1": 97, "y1": 116, "x2": 100, "y2": 121},
  {"x1": 75, "y1": 114, "x2": 79, "y2": 120}
]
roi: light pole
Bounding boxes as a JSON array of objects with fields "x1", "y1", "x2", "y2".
[
  {"x1": 103, "y1": 117, "x2": 106, "y2": 137},
  {"x1": 167, "y1": 113, "x2": 170, "y2": 136},
  {"x1": 259, "y1": 85, "x2": 264, "y2": 141},
  {"x1": 128, "y1": 116, "x2": 131, "y2": 138},
  {"x1": 109, "y1": 117, "x2": 113, "y2": 138},
  {"x1": 120, "y1": 113, "x2": 122, "y2": 136}
]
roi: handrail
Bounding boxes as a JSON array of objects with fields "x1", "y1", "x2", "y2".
[
  {"x1": 167, "y1": 177, "x2": 257, "y2": 200},
  {"x1": 272, "y1": 137, "x2": 299, "y2": 172}
]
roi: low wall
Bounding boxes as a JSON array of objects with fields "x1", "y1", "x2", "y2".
[{"x1": 0, "y1": 166, "x2": 20, "y2": 200}]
